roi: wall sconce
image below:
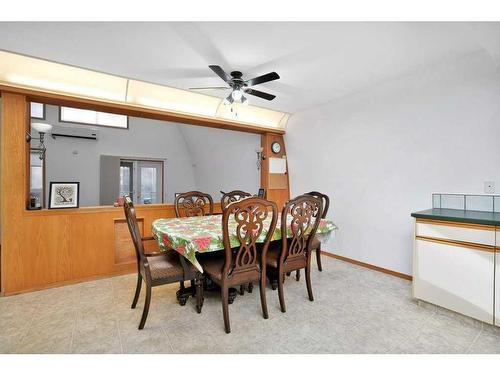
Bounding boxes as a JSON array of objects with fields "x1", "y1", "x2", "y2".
[
  {"x1": 255, "y1": 147, "x2": 266, "y2": 170},
  {"x1": 27, "y1": 122, "x2": 53, "y2": 160}
]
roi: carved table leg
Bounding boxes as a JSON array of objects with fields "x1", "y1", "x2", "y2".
[
  {"x1": 195, "y1": 273, "x2": 204, "y2": 314},
  {"x1": 190, "y1": 279, "x2": 196, "y2": 296},
  {"x1": 176, "y1": 284, "x2": 193, "y2": 306}
]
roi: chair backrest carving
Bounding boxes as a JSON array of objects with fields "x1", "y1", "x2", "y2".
[
  {"x1": 174, "y1": 191, "x2": 214, "y2": 218},
  {"x1": 221, "y1": 190, "x2": 252, "y2": 211},
  {"x1": 280, "y1": 194, "x2": 323, "y2": 264},
  {"x1": 221, "y1": 197, "x2": 277, "y2": 283},
  {"x1": 306, "y1": 191, "x2": 330, "y2": 218}
]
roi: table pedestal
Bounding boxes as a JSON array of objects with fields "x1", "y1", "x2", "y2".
[{"x1": 175, "y1": 279, "x2": 238, "y2": 305}]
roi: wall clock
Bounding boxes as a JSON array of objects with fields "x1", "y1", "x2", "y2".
[{"x1": 271, "y1": 141, "x2": 281, "y2": 154}]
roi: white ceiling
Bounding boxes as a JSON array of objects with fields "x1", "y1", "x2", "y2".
[{"x1": 0, "y1": 22, "x2": 499, "y2": 114}]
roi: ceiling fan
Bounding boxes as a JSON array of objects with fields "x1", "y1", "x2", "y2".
[{"x1": 189, "y1": 65, "x2": 280, "y2": 105}]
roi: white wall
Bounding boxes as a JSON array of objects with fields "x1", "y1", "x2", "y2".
[
  {"x1": 179, "y1": 125, "x2": 261, "y2": 202},
  {"x1": 286, "y1": 50, "x2": 500, "y2": 275}
]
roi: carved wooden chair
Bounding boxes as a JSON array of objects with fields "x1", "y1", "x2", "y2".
[
  {"x1": 174, "y1": 191, "x2": 214, "y2": 293},
  {"x1": 220, "y1": 190, "x2": 252, "y2": 211},
  {"x1": 289, "y1": 191, "x2": 330, "y2": 281},
  {"x1": 199, "y1": 197, "x2": 278, "y2": 333},
  {"x1": 266, "y1": 194, "x2": 323, "y2": 313},
  {"x1": 174, "y1": 191, "x2": 214, "y2": 218},
  {"x1": 123, "y1": 196, "x2": 201, "y2": 330},
  {"x1": 306, "y1": 191, "x2": 330, "y2": 272},
  {"x1": 221, "y1": 190, "x2": 253, "y2": 295}
]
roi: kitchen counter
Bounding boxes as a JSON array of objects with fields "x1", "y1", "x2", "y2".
[
  {"x1": 411, "y1": 208, "x2": 500, "y2": 226},
  {"x1": 411, "y1": 208, "x2": 499, "y2": 325}
]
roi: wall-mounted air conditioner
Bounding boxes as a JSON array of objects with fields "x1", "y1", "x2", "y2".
[{"x1": 51, "y1": 125, "x2": 99, "y2": 140}]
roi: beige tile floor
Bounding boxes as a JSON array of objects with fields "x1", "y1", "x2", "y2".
[{"x1": 1, "y1": 256, "x2": 499, "y2": 354}]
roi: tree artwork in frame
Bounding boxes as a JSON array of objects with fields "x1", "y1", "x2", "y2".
[{"x1": 48, "y1": 182, "x2": 80, "y2": 209}]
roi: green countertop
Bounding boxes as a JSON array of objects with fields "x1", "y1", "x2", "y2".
[{"x1": 411, "y1": 208, "x2": 500, "y2": 226}]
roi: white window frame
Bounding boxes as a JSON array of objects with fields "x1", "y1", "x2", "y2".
[
  {"x1": 59, "y1": 106, "x2": 129, "y2": 129},
  {"x1": 30, "y1": 102, "x2": 45, "y2": 120}
]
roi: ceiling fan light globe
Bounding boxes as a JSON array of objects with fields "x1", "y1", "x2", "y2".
[{"x1": 231, "y1": 89, "x2": 243, "y2": 101}]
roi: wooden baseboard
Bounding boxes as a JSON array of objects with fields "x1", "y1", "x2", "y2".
[{"x1": 322, "y1": 251, "x2": 413, "y2": 281}]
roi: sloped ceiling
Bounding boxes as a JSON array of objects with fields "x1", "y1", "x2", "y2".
[{"x1": 0, "y1": 22, "x2": 499, "y2": 113}]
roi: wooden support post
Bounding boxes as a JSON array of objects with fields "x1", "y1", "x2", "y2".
[{"x1": 260, "y1": 133, "x2": 290, "y2": 210}]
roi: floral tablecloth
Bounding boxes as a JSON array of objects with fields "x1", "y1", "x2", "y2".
[{"x1": 152, "y1": 214, "x2": 337, "y2": 272}]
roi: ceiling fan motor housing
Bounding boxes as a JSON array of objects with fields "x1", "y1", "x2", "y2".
[{"x1": 230, "y1": 71, "x2": 245, "y2": 88}]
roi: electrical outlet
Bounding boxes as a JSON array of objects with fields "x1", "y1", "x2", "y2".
[{"x1": 484, "y1": 181, "x2": 495, "y2": 194}]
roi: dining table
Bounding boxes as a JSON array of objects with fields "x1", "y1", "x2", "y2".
[{"x1": 152, "y1": 214, "x2": 338, "y2": 273}]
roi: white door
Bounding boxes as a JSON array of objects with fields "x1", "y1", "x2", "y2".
[
  {"x1": 137, "y1": 161, "x2": 163, "y2": 204},
  {"x1": 119, "y1": 160, "x2": 163, "y2": 204}
]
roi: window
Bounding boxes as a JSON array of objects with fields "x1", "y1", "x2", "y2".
[
  {"x1": 30, "y1": 102, "x2": 45, "y2": 119},
  {"x1": 119, "y1": 159, "x2": 163, "y2": 204},
  {"x1": 60, "y1": 106, "x2": 128, "y2": 129}
]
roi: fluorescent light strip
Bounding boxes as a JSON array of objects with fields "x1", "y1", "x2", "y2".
[{"x1": 0, "y1": 50, "x2": 289, "y2": 129}]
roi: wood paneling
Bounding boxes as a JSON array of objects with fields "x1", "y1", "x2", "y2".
[
  {"x1": 269, "y1": 173, "x2": 288, "y2": 189},
  {"x1": 260, "y1": 133, "x2": 290, "y2": 210},
  {"x1": 1, "y1": 93, "x2": 29, "y2": 294},
  {"x1": 114, "y1": 218, "x2": 142, "y2": 265},
  {"x1": 1, "y1": 199, "x2": 222, "y2": 295}
]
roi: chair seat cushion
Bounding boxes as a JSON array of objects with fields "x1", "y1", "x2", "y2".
[
  {"x1": 201, "y1": 256, "x2": 225, "y2": 283},
  {"x1": 148, "y1": 252, "x2": 191, "y2": 281}
]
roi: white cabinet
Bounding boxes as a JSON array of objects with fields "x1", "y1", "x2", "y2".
[
  {"x1": 496, "y1": 230, "x2": 500, "y2": 327},
  {"x1": 413, "y1": 220, "x2": 495, "y2": 324}
]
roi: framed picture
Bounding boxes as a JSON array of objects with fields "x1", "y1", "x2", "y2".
[
  {"x1": 48, "y1": 182, "x2": 80, "y2": 209},
  {"x1": 258, "y1": 188, "x2": 266, "y2": 198}
]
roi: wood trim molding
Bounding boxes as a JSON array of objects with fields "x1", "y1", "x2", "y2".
[
  {"x1": 22, "y1": 202, "x2": 222, "y2": 217},
  {"x1": 322, "y1": 251, "x2": 413, "y2": 281},
  {"x1": 415, "y1": 235, "x2": 495, "y2": 253},
  {"x1": 2, "y1": 269, "x2": 136, "y2": 296},
  {"x1": 0, "y1": 85, "x2": 285, "y2": 135},
  {"x1": 415, "y1": 218, "x2": 496, "y2": 231},
  {"x1": 260, "y1": 133, "x2": 290, "y2": 209}
]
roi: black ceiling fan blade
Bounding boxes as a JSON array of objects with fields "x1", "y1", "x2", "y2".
[
  {"x1": 244, "y1": 88, "x2": 276, "y2": 101},
  {"x1": 245, "y1": 72, "x2": 280, "y2": 87},
  {"x1": 209, "y1": 65, "x2": 232, "y2": 83},
  {"x1": 189, "y1": 86, "x2": 230, "y2": 90}
]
